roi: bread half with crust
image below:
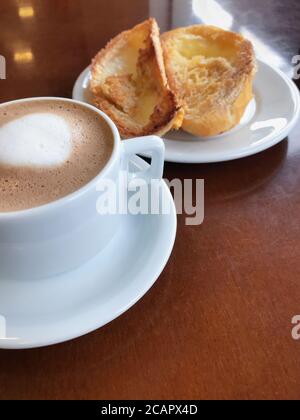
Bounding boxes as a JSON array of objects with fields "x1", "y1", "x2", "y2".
[
  {"x1": 161, "y1": 25, "x2": 257, "y2": 137},
  {"x1": 90, "y1": 18, "x2": 184, "y2": 138}
]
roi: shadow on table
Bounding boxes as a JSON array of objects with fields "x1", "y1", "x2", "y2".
[{"x1": 165, "y1": 139, "x2": 289, "y2": 204}]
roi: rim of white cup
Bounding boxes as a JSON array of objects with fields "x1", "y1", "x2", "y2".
[{"x1": 0, "y1": 97, "x2": 121, "y2": 220}]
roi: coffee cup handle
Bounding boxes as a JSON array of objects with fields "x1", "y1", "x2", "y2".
[{"x1": 122, "y1": 136, "x2": 165, "y2": 183}]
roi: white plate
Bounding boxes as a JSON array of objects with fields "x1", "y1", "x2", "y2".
[
  {"x1": 0, "y1": 156, "x2": 177, "y2": 349},
  {"x1": 73, "y1": 60, "x2": 300, "y2": 163}
]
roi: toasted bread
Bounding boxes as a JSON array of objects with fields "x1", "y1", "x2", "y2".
[
  {"x1": 90, "y1": 18, "x2": 184, "y2": 138},
  {"x1": 161, "y1": 25, "x2": 257, "y2": 137}
]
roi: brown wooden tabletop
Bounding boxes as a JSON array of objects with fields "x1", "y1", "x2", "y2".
[{"x1": 0, "y1": 0, "x2": 300, "y2": 400}]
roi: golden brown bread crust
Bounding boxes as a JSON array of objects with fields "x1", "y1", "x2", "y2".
[
  {"x1": 161, "y1": 25, "x2": 257, "y2": 137},
  {"x1": 90, "y1": 18, "x2": 184, "y2": 138}
]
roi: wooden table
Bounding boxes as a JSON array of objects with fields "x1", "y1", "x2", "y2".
[{"x1": 0, "y1": 0, "x2": 300, "y2": 400}]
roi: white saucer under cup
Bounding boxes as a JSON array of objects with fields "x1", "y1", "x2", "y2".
[
  {"x1": 0, "y1": 156, "x2": 177, "y2": 350},
  {"x1": 73, "y1": 59, "x2": 300, "y2": 163}
]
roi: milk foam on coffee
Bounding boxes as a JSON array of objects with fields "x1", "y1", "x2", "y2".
[
  {"x1": 0, "y1": 100, "x2": 114, "y2": 212},
  {"x1": 0, "y1": 113, "x2": 71, "y2": 166}
]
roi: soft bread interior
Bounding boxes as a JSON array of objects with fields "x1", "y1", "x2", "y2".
[
  {"x1": 162, "y1": 26, "x2": 257, "y2": 137},
  {"x1": 91, "y1": 19, "x2": 183, "y2": 138}
]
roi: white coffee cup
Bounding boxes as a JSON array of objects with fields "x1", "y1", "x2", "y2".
[{"x1": 0, "y1": 97, "x2": 165, "y2": 279}]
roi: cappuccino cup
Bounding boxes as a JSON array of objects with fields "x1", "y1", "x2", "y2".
[{"x1": 0, "y1": 97, "x2": 165, "y2": 279}]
